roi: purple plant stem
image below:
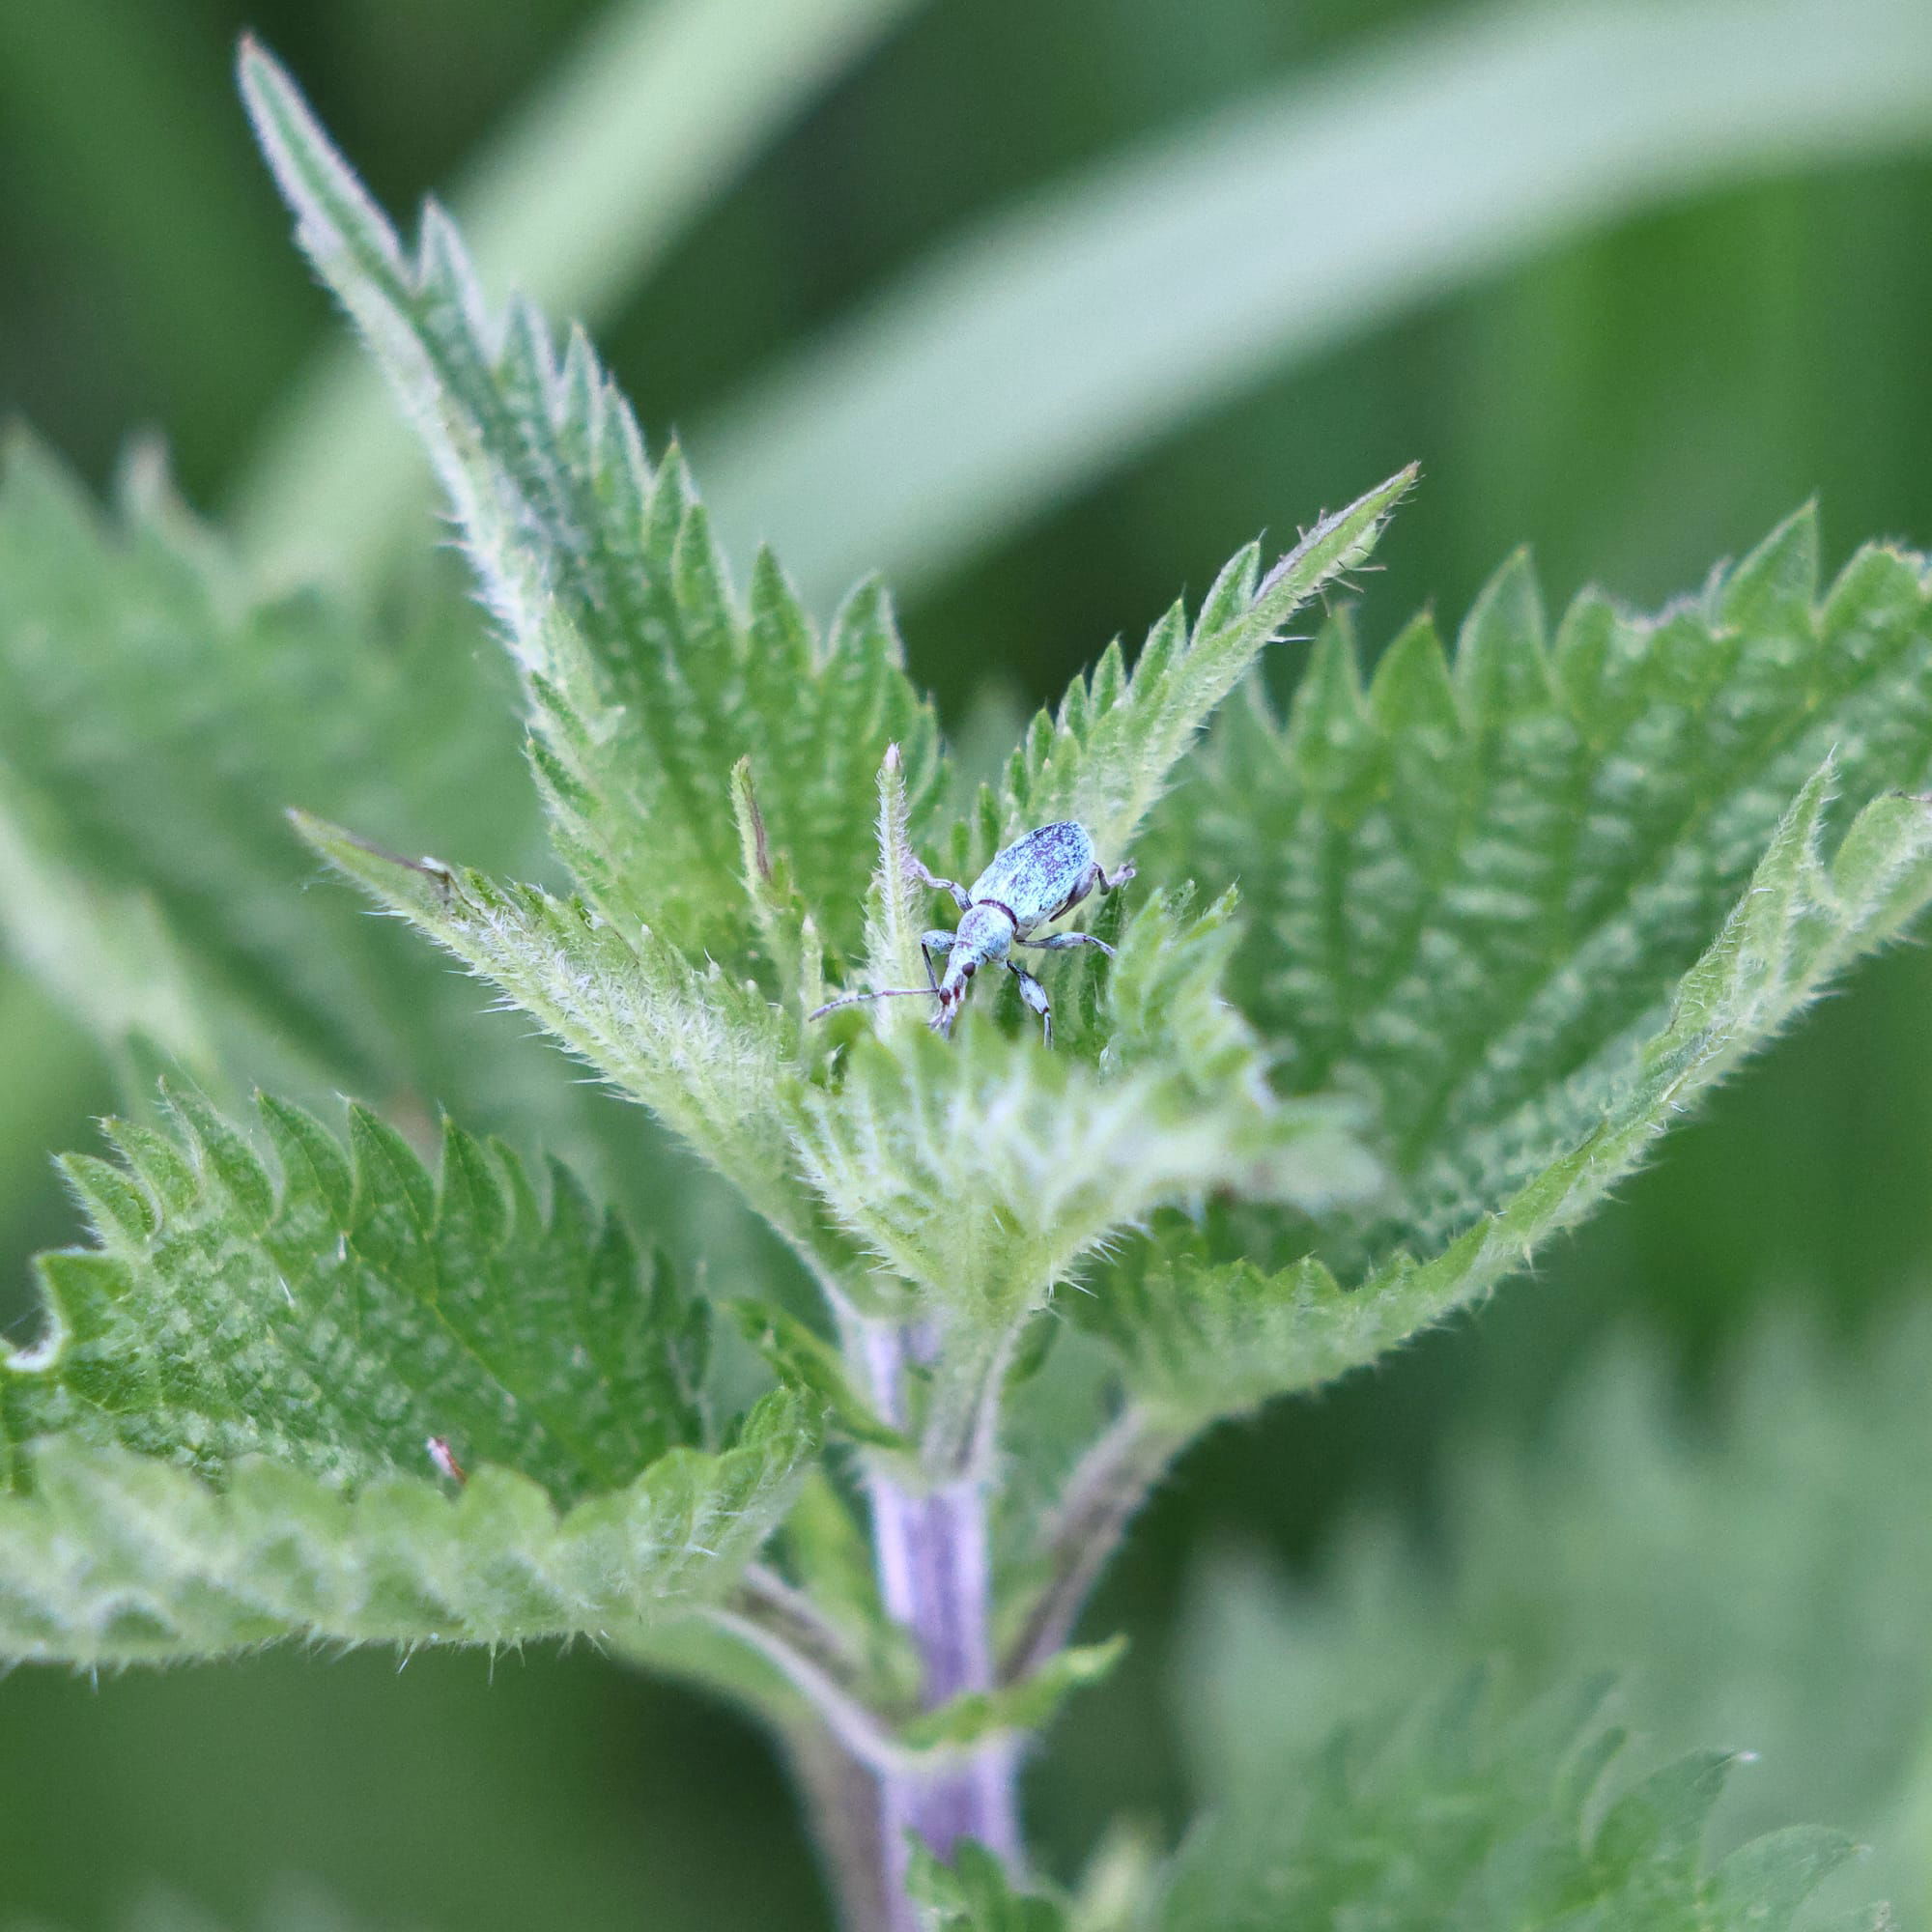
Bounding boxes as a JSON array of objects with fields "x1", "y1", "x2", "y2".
[{"x1": 863, "y1": 1322, "x2": 1023, "y2": 1928}]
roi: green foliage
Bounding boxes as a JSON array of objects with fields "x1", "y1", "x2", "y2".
[
  {"x1": 906, "y1": 1842, "x2": 1067, "y2": 1932},
  {"x1": 732, "y1": 1300, "x2": 909, "y2": 1450},
  {"x1": 0, "y1": 1407, "x2": 808, "y2": 1663},
  {"x1": 0, "y1": 432, "x2": 531, "y2": 1103},
  {"x1": 1, "y1": 1087, "x2": 709, "y2": 1498},
  {"x1": 1162, "y1": 513, "x2": 1932, "y2": 1253},
  {"x1": 0, "y1": 1087, "x2": 810, "y2": 1661},
  {"x1": 901, "y1": 1635, "x2": 1126, "y2": 1752},
  {"x1": 291, "y1": 817, "x2": 830, "y2": 1274},
  {"x1": 1094, "y1": 530, "x2": 1932, "y2": 1428},
  {"x1": 1161, "y1": 1673, "x2": 1865, "y2": 1932},
  {"x1": 242, "y1": 40, "x2": 942, "y2": 967},
  {"x1": 988, "y1": 467, "x2": 1414, "y2": 867},
  {"x1": 5, "y1": 32, "x2": 1930, "y2": 1928},
  {"x1": 791, "y1": 1009, "x2": 1375, "y2": 1328},
  {"x1": 1183, "y1": 1308, "x2": 1932, "y2": 1919}
]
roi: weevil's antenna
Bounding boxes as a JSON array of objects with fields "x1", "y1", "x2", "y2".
[{"x1": 808, "y1": 987, "x2": 944, "y2": 1021}]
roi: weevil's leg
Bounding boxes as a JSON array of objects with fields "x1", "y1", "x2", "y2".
[
  {"x1": 910, "y1": 856, "x2": 973, "y2": 913},
  {"x1": 1097, "y1": 858, "x2": 1136, "y2": 894},
  {"x1": 1019, "y1": 929, "x2": 1116, "y2": 958},
  {"x1": 920, "y1": 928, "x2": 954, "y2": 990},
  {"x1": 1006, "y1": 961, "x2": 1052, "y2": 1046}
]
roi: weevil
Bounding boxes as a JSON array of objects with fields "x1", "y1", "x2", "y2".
[{"x1": 810, "y1": 820, "x2": 1134, "y2": 1045}]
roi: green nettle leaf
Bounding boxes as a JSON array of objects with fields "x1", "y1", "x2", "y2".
[
  {"x1": 290, "y1": 815, "x2": 834, "y2": 1276},
  {"x1": 0, "y1": 432, "x2": 533, "y2": 1104},
  {"x1": 1172, "y1": 512, "x2": 1932, "y2": 1251},
  {"x1": 1160, "y1": 1674, "x2": 1864, "y2": 1932},
  {"x1": 1, "y1": 1085, "x2": 699, "y2": 1494},
  {"x1": 900, "y1": 1635, "x2": 1127, "y2": 1752},
  {"x1": 958, "y1": 467, "x2": 1415, "y2": 881},
  {"x1": 1189, "y1": 1310, "x2": 1932, "y2": 1918},
  {"x1": 792, "y1": 894, "x2": 1379, "y2": 1323},
  {"x1": 0, "y1": 1088, "x2": 812, "y2": 1660},
  {"x1": 241, "y1": 42, "x2": 941, "y2": 967},
  {"x1": 1094, "y1": 529, "x2": 1932, "y2": 1428},
  {"x1": 0, "y1": 1413, "x2": 808, "y2": 1664}
]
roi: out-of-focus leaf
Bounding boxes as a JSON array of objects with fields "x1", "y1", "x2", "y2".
[
  {"x1": 907, "y1": 1841, "x2": 1068, "y2": 1932},
  {"x1": 0, "y1": 433, "x2": 532, "y2": 1104},
  {"x1": 1180, "y1": 1310, "x2": 1932, "y2": 1918},
  {"x1": 1161, "y1": 1671, "x2": 1864, "y2": 1932}
]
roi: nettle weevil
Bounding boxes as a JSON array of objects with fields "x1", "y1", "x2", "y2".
[{"x1": 810, "y1": 820, "x2": 1134, "y2": 1046}]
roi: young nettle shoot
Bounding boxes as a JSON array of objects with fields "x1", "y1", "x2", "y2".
[{"x1": 810, "y1": 821, "x2": 1133, "y2": 1044}]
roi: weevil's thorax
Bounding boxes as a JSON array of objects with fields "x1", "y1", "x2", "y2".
[
  {"x1": 944, "y1": 902, "x2": 1017, "y2": 988},
  {"x1": 970, "y1": 821, "x2": 1096, "y2": 933},
  {"x1": 931, "y1": 902, "x2": 1016, "y2": 1036}
]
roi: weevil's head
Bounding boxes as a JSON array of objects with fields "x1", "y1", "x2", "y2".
[{"x1": 932, "y1": 903, "x2": 1016, "y2": 1036}]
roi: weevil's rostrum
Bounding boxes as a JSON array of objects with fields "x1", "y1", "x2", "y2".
[{"x1": 810, "y1": 820, "x2": 1134, "y2": 1044}]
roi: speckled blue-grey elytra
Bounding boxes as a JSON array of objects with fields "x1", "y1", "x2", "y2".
[{"x1": 810, "y1": 821, "x2": 1134, "y2": 1045}]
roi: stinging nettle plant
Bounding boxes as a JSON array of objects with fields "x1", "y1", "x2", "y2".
[{"x1": 3, "y1": 37, "x2": 1932, "y2": 1932}]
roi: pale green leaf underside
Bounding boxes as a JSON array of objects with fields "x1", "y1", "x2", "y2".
[
  {"x1": 0, "y1": 1087, "x2": 713, "y2": 1505},
  {"x1": 796, "y1": 895, "x2": 1380, "y2": 1320},
  {"x1": 1094, "y1": 768, "x2": 1932, "y2": 1423},
  {"x1": 902, "y1": 1634, "x2": 1126, "y2": 1752},
  {"x1": 242, "y1": 42, "x2": 939, "y2": 964},
  {"x1": 1163, "y1": 509, "x2": 1932, "y2": 1256},
  {"x1": 971, "y1": 466, "x2": 1413, "y2": 880},
  {"x1": 291, "y1": 815, "x2": 833, "y2": 1276},
  {"x1": 1160, "y1": 1672, "x2": 1861, "y2": 1932},
  {"x1": 0, "y1": 1402, "x2": 809, "y2": 1662}
]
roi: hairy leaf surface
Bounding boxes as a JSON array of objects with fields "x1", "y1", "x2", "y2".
[
  {"x1": 795, "y1": 895, "x2": 1378, "y2": 1321},
  {"x1": 0, "y1": 1404, "x2": 809, "y2": 1663},
  {"x1": 1156, "y1": 511, "x2": 1932, "y2": 1252},
  {"x1": 977, "y1": 467, "x2": 1414, "y2": 878},
  {"x1": 292, "y1": 816, "x2": 834, "y2": 1276},
  {"x1": 0, "y1": 1090, "x2": 813, "y2": 1661},
  {"x1": 242, "y1": 43, "x2": 939, "y2": 964},
  {"x1": 1092, "y1": 770, "x2": 1932, "y2": 1423},
  {"x1": 0, "y1": 1089, "x2": 714, "y2": 1501}
]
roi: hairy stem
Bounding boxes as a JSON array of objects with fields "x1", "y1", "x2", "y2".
[
  {"x1": 1001, "y1": 1405, "x2": 1185, "y2": 1684},
  {"x1": 862, "y1": 1321, "x2": 1024, "y2": 1927}
]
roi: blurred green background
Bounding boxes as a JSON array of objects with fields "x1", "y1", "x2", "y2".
[{"x1": 3, "y1": 0, "x2": 1932, "y2": 1925}]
